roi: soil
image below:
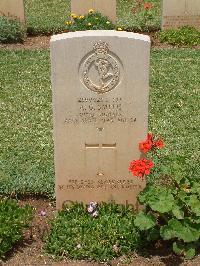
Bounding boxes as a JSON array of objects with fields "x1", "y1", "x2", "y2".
[
  {"x1": 0, "y1": 36, "x2": 50, "y2": 50},
  {"x1": 0, "y1": 198, "x2": 200, "y2": 266},
  {"x1": 0, "y1": 33, "x2": 199, "y2": 50}
]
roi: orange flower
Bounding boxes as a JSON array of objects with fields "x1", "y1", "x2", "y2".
[
  {"x1": 144, "y1": 2, "x2": 153, "y2": 10},
  {"x1": 154, "y1": 139, "x2": 164, "y2": 149}
]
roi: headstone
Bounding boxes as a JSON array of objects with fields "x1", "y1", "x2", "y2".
[
  {"x1": 51, "y1": 30, "x2": 151, "y2": 210},
  {"x1": 0, "y1": 0, "x2": 25, "y2": 22},
  {"x1": 162, "y1": 0, "x2": 200, "y2": 30},
  {"x1": 71, "y1": 0, "x2": 116, "y2": 22}
]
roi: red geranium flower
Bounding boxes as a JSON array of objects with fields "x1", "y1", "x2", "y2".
[
  {"x1": 144, "y1": 2, "x2": 153, "y2": 10},
  {"x1": 154, "y1": 139, "x2": 164, "y2": 149},
  {"x1": 147, "y1": 133, "x2": 153, "y2": 141},
  {"x1": 129, "y1": 159, "x2": 154, "y2": 178},
  {"x1": 139, "y1": 140, "x2": 152, "y2": 153},
  {"x1": 139, "y1": 133, "x2": 153, "y2": 153},
  {"x1": 139, "y1": 133, "x2": 164, "y2": 153}
]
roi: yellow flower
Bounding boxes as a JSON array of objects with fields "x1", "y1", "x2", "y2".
[
  {"x1": 88, "y1": 9, "x2": 94, "y2": 13},
  {"x1": 88, "y1": 22, "x2": 92, "y2": 26},
  {"x1": 79, "y1": 15, "x2": 84, "y2": 19},
  {"x1": 71, "y1": 13, "x2": 77, "y2": 19},
  {"x1": 95, "y1": 17, "x2": 99, "y2": 20},
  {"x1": 65, "y1": 21, "x2": 72, "y2": 26},
  {"x1": 183, "y1": 185, "x2": 190, "y2": 193},
  {"x1": 106, "y1": 21, "x2": 110, "y2": 24},
  {"x1": 117, "y1": 27, "x2": 123, "y2": 31}
]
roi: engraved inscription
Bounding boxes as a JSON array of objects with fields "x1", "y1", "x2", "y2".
[
  {"x1": 58, "y1": 179, "x2": 143, "y2": 190},
  {"x1": 65, "y1": 97, "x2": 137, "y2": 124},
  {"x1": 163, "y1": 15, "x2": 200, "y2": 29},
  {"x1": 163, "y1": 0, "x2": 200, "y2": 30},
  {"x1": 80, "y1": 42, "x2": 120, "y2": 94}
]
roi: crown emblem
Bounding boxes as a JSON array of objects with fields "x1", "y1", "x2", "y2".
[
  {"x1": 80, "y1": 41, "x2": 121, "y2": 94},
  {"x1": 93, "y1": 41, "x2": 109, "y2": 55}
]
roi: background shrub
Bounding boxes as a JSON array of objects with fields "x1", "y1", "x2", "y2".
[
  {"x1": 0, "y1": 198, "x2": 32, "y2": 258},
  {"x1": 158, "y1": 26, "x2": 200, "y2": 47},
  {"x1": 45, "y1": 203, "x2": 142, "y2": 261},
  {"x1": 65, "y1": 11, "x2": 115, "y2": 31},
  {"x1": 0, "y1": 16, "x2": 26, "y2": 44}
]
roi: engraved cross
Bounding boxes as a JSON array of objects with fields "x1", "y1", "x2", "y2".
[{"x1": 85, "y1": 132, "x2": 117, "y2": 176}]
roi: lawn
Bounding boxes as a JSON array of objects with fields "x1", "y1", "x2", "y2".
[
  {"x1": 24, "y1": 0, "x2": 161, "y2": 35},
  {"x1": 0, "y1": 49, "x2": 199, "y2": 197}
]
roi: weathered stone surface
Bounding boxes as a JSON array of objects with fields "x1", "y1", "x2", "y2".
[
  {"x1": 162, "y1": 0, "x2": 200, "y2": 30},
  {"x1": 50, "y1": 31, "x2": 151, "y2": 209},
  {"x1": 71, "y1": 0, "x2": 116, "y2": 22},
  {"x1": 0, "y1": 0, "x2": 25, "y2": 22}
]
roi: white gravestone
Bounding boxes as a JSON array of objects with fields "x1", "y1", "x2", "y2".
[
  {"x1": 71, "y1": 0, "x2": 116, "y2": 22},
  {"x1": 51, "y1": 31, "x2": 151, "y2": 209},
  {"x1": 162, "y1": 0, "x2": 200, "y2": 30},
  {"x1": 0, "y1": 0, "x2": 25, "y2": 22}
]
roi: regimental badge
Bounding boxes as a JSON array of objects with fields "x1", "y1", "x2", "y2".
[{"x1": 80, "y1": 41, "x2": 120, "y2": 94}]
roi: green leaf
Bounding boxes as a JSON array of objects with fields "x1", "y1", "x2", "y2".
[
  {"x1": 161, "y1": 219, "x2": 200, "y2": 242},
  {"x1": 147, "y1": 227, "x2": 160, "y2": 241},
  {"x1": 179, "y1": 227, "x2": 199, "y2": 243},
  {"x1": 178, "y1": 191, "x2": 188, "y2": 203},
  {"x1": 173, "y1": 242, "x2": 196, "y2": 259},
  {"x1": 190, "y1": 182, "x2": 200, "y2": 196},
  {"x1": 138, "y1": 186, "x2": 174, "y2": 213},
  {"x1": 134, "y1": 212, "x2": 156, "y2": 231},
  {"x1": 138, "y1": 185, "x2": 155, "y2": 204},
  {"x1": 185, "y1": 246, "x2": 196, "y2": 259},
  {"x1": 148, "y1": 190, "x2": 174, "y2": 213},
  {"x1": 172, "y1": 206, "x2": 184, "y2": 220},
  {"x1": 187, "y1": 195, "x2": 200, "y2": 216},
  {"x1": 173, "y1": 241, "x2": 184, "y2": 255},
  {"x1": 160, "y1": 220, "x2": 179, "y2": 240}
]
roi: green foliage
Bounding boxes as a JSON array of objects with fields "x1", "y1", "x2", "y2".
[
  {"x1": 45, "y1": 203, "x2": 142, "y2": 261},
  {"x1": 0, "y1": 16, "x2": 26, "y2": 43},
  {"x1": 65, "y1": 11, "x2": 115, "y2": 32},
  {"x1": 158, "y1": 26, "x2": 200, "y2": 47},
  {"x1": 134, "y1": 212, "x2": 156, "y2": 230},
  {"x1": 173, "y1": 242, "x2": 196, "y2": 259},
  {"x1": 0, "y1": 198, "x2": 32, "y2": 258},
  {"x1": 134, "y1": 174, "x2": 200, "y2": 258},
  {"x1": 139, "y1": 186, "x2": 174, "y2": 213}
]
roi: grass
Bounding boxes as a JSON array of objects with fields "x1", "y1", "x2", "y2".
[
  {"x1": 0, "y1": 50, "x2": 54, "y2": 197},
  {"x1": 25, "y1": 0, "x2": 70, "y2": 35},
  {"x1": 149, "y1": 49, "x2": 200, "y2": 181},
  {"x1": 24, "y1": 0, "x2": 161, "y2": 35},
  {"x1": 0, "y1": 49, "x2": 199, "y2": 197}
]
